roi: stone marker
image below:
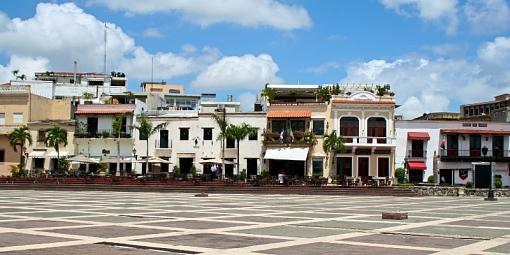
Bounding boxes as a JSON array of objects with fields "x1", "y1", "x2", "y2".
[
  {"x1": 195, "y1": 193, "x2": 208, "y2": 197},
  {"x1": 382, "y1": 211, "x2": 408, "y2": 220}
]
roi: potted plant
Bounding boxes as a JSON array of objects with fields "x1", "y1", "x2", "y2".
[
  {"x1": 102, "y1": 130, "x2": 110, "y2": 138},
  {"x1": 98, "y1": 163, "x2": 108, "y2": 177}
]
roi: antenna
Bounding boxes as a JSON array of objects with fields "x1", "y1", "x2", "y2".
[
  {"x1": 103, "y1": 23, "x2": 107, "y2": 96},
  {"x1": 151, "y1": 56, "x2": 154, "y2": 84}
]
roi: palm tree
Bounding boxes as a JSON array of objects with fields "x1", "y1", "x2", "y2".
[
  {"x1": 11, "y1": 70, "x2": 19, "y2": 80},
  {"x1": 112, "y1": 115, "x2": 124, "y2": 176},
  {"x1": 45, "y1": 126, "x2": 68, "y2": 175},
  {"x1": 7, "y1": 125, "x2": 32, "y2": 176},
  {"x1": 133, "y1": 113, "x2": 167, "y2": 175},
  {"x1": 123, "y1": 91, "x2": 135, "y2": 104},
  {"x1": 261, "y1": 86, "x2": 277, "y2": 104},
  {"x1": 212, "y1": 112, "x2": 228, "y2": 177},
  {"x1": 225, "y1": 123, "x2": 257, "y2": 175},
  {"x1": 323, "y1": 130, "x2": 345, "y2": 178}
]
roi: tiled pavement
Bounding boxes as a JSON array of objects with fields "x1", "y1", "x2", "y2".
[{"x1": 0, "y1": 190, "x2": 509, "y2": 255}]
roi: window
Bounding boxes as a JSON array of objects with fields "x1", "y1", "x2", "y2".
[
  {"x1": 312, "y1": 158, "x2": 323, "y2": 176},
  {"x1": 271, "y1": 120, "x2": 286, "y2": 133},
  {"x1": 226, "y1": 138, "x2": 235, "y2": 148},
  {"x1": 340, "y1": 117, "x2": 359, "y2": 137},
  {"x1": 180, "y1": 128, "x2": 189, "y2": 140},
  {"x1": 0, "y1": 113, "x2": 4, "y2": 125},
  {"x1": 88, "y1": 80, "x2": 103, "y2": 86},
  {"x1": 13, "y1": 113, "x2": 23, "y2": 124},
  {"x1": 0, "y1": 150, "x2": 4, "y2": 162},
  {"x1": 37, "y1": 130, "x2": 46, "y2": 142},
  {"x1": 470, "y1": 135, "x2": 481, "y2": 156},
  {"x1": 312, "y1": 119, "x2": 324, "y2": 135},
  {"x1": 290, "y1": 120, "x2": 306, "y2": 132},
  {"x1": 249, "y1": 128, "x2": 258, "y2": 140},
  {"x1": 203, "y1": 128, "x2": 213, "y2": 141}
]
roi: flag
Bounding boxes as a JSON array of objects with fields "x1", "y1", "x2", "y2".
[
  {"x1": 279, "y1": 130, "x2": 284, "y2": 143},
  {"x1": 288, "y1": 128, "x2": 294, "y2": 143}
]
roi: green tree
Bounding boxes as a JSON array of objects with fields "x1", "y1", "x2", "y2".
[
  {"x1": 112, "y1": 115, "x2": 124, "y2": 176},
  {"x1": 322, "y1": 130, "x2": 345, "y2": 178},
  {"x1": 11, "y1": 70, "x2": 19, "y2": 80},
  {"x1": 261, "y1": 86, "x2": 277, "y2": 104},
  {"x1": 45, "y1": 126, "x2": 68, "y2": 175},
  {"x1": 225, "y1": 123, "x2": 257, "y2": 175},
  {"x1": 212, "y1": 112, "x2": 228, "y2": 177},
  {"x1": 315, "y1": 86, "x2": 331, "y2": 102},
  {"x1": 133, "y1": 113, "x2": 167, "y2": 175},
  {"x1": 8, "y1": 125, "x2": 33, "y2": 176},
  {"x1": 82, "y1": 92, "x2": 94, "y2": 100}
]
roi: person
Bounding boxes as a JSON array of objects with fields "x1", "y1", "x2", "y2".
[{"x1": 211, "y1": 164, "x2": 218, "y2": 180}]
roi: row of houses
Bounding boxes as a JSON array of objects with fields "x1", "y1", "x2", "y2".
[{"x1": 1, "y1": 71, "x2": 509, "y2": 186}]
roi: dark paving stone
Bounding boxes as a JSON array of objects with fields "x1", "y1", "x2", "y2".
[
  {"x1": 139, "y1": 220, "x2": 249, "y2": 229},
  {"x1": 45, "y1": 225, "x2": 171, "y2": 238},
  {"x1": 0, "y1": 219, "x2": 88, "y2": 229},
  {"x1": 232, "y1": 225, "x2": 352, "y2": 238},
  {"x1": 14, "y1": 211, "x2": 94, "y2": 218},
  {"x1": 210, "y1": 209, "x2": 274, "y2": 215},
  {"x1": 259, "y1": 242, "x2": 433, "y2": 255},
  {"x1": 0, "y1": 207, "x2": 45, "y2": 213},
  {"x1": 343, "y1": 233, "x2": 478, "y2": 249},
  {"x1": 295, "y1": 220, "x2": 399, "y2": 230},
  {"x1": 0, "y1": 232, "x2": 74, "y2": 247},
  {"x1": 485, "y1": 242, "x2": 510, "y2": 254},
  {"x1": 220, "y1": 216, "x2": 308, "y2": 223},
  {"x1": 354, "y1": 215, "x2": 440, "y2": 223},
  {"x1": 71, "y1": 215, "x2": 157, "y2": 223},
  {"x1": 272, "y1": 212, "x2": 349, "y2": 219},
  {"x1": 403, "y1": 225, "x2": 510, "y2": 238},
  {"x1": 139, "y1": 233, "x2": 286, "y2": 249},
  {"x1": 86, "y1": 209, "x2": 155, "y2": 214},
  {"x1": 144, "y1": 212, "x2": 226, "y2": 218},
  {"x1": 445, "y1": 219, "x2": 510, "y2": 228},
  {"x1": 2, "y1": 244, "x2": 185, "y2": 255},
  {"x1": 321, "y1": 209, "x2": 381, "y2": 215}
]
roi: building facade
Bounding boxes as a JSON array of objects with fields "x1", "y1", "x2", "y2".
[{"x1": 461, "y1": 93, "x2": 510, "y2": 122}]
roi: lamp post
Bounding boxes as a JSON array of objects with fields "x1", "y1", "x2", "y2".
[
  {"x1": 132, "y1": 148, "x2": 137, "y2": 175},
  {"x1": 482, "y1": 146, "x2": 497, "y2": 201}
]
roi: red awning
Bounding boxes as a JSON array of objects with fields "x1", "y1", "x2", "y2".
[
  {"x1": 408, "y1": 161, "x2": 426, "y2": 170},
  {"x1": 408, "y1": 132, "x2": 430, "y2": 141}
]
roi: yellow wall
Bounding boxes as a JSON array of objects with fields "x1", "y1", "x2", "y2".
[
  {"x1": 0, "y1": 93, "x2": 30, "y2": 126},
  {"x1": 30, "y1": 95, "x2": 71, "y2": 121},
  {"x1": 142, "y1": 83, "x2": 185, "y2": 94},
  {"x1": 0, "y1": 135, "x2": 20, "y2": 176}
]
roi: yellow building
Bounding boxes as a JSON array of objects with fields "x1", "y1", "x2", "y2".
[
  {"x1": 141, "y1": 82, "x2": 185, "y2": 94},
  {"x1": 0, "y1": 85, "x2": 72, "y2": 176}
]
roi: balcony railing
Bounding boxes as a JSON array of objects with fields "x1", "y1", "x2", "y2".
[
  {"x1": 263, "y1": 131, "x2": 314, "y2": 146},
  {"x1": 341, "y1": 136, "x2": 396, "y2": 146},
  {"x1": 440, "y1": 149, "x2": 510, "y2": 160},
  {"x1": 407, "y1": 150, "x2": 427, "y2": 160},
  {"x1": 75, "y1": 128, "x2": 132, "y2": 138}
]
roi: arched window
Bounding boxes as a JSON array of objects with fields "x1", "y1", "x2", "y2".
[
  {"x1": 367, "y1": 117, "x2": 386, "y2": 143},
  {"x1": 340, "y1": 117, "x2": 359, "y2": 143}
]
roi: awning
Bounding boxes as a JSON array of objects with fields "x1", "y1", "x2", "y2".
[
  {"x1": 47, "y1": 151, "x2": 69, "y2": 158},
  {"x1": 408, "y1": 161, "x2": 426, "y2": 170},
  {"x1": 408, "y1": 132, "x2": 430, "y2": 141},
  {"x1": 29, "y1": 151, "x2": 46, "y2": 158},
  {"x1": 264, "y1": 147, "x2": 309, "y2": 161}
]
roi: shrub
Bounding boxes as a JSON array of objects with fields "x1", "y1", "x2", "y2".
[
  {"x1": 465, "y1": 181, "x2": 474, "y2": 188},
  {"x1": 172, "y1": 165, "x2": 180, "y2": 175},
  {"x1": 98, "y1": 163, "x2": 108, "y2": 173},
  {"x1": 10, "y1": 165, "x2": 21, "y2": 177},
  {"x1": 240, "y1": 169, "x2": 247, "y2": 181},
  {"x1": 190, "y1": 165, "x2": 197, "y2": 176},
  {"x1": 427, "y1": 175, "x2": 435, "y2": 183},
  {"x1": 58, "y1": 157, "x2": 70, "y2": 174},
  {"x1": 261, "y1": 169, "x2": 269, "y2": 178},
  {"x1": 395, "y1": 168, "x2": 406, "y2": 183},
  {"x1": 495, "y1": 175, "x2": 502, "y2": 189}
]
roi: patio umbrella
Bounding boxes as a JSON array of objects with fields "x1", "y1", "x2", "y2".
[
  {"x1": 67, "y1": 154, "x2": 99, "y2": 164},
  {"x1": 198, "y1": 158, "x2": 234, "y2": 165},
  {"x1": 100, "y1": 157, "x2": 136, "y2": 163},
  {"x1": 136, "y1": 156, "x2": 172, "y2": 164}
]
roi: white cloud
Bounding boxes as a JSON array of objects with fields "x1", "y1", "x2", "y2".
[
  {"x1": 87, "y1": 0, "x2": 312, "y2": 30},
  {"x1": 142, "y1": 27, "x2": 163, "y2": 38},
  {"x1": 464, "y1": 0, "x2": 510, "y2": 34},
  {"x1": 192, "y1": 54, "x2": 283, "y2": 89},
  {"x1": 0, "y1": 55, "x2": 50, "y2": 83},
  {"x1": 237, "y1": 92, "x2": 257, "y2": 112},
  {"x1": 305, "y1": 62, "x2": 341, "y2": 74},
  {"x1": 380, "y1": 0, "x2": 459, "y2": 34},
  {"x1": 342, "y1": 37, "x2": 510, "y2": 119}
]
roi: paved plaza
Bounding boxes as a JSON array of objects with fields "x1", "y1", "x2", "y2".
[{"x1": 0, "y1": 190, "x2": 509, "y2": 254}]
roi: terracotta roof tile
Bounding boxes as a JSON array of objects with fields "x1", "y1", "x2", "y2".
[
  {"x1": 75, "y1": 109, "x2": 133, "y2": 115},
  {"x1": 267, "y1": 111, "x2": 311, "y2": 118}
]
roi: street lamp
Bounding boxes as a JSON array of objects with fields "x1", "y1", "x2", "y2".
[{"x1": 481, "y1": 146, "x2": 497, "y2": 201}]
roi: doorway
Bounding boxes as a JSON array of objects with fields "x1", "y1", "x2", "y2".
[
  {"x1": 225, "y1": 158, "x2": 235, "y2": 177},
  {"x1": 246, "y1": 158, "x2": 258, "y2": 177},
  {"x1": 409, "y1": 170, "x2": 423, "y2": 183},
  {"x1": 377, "y1": 157, "x2": 389, "y2": 177},
  {"x1": 179, "y1": 158, "x2": 193, "y2": 174},
  {"x1": 357, "y1": 157, "x2": 369, "y2": 177},
  {"x1": 336, "y1": 157, "x2": 352, "y2": 179},
  {"x1": 440, "y1": 169, "x2": 453, "y2": 185},
  {"x1": 411, "y1": 140, "x2": 424, "y2": 157}
]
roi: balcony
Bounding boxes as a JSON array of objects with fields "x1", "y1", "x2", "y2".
[
  {"x1": 263, "y1": 131, "x2": 314, "y2": 147},
  {"x1": 440, "y1": 149, "x2": 510, "y2": 162},
  {"x1": 406, "y1": 150, "x2": 427, "y2": 160},
  {"x1": 341, "y1": 136, "x2": 396, "y2": 147},
  {"x1": 75, "y1": 128, "x2": 132, "y2": 139}
]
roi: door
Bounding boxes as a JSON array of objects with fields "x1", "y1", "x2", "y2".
[
  {"x1": 179, "y1": 158, "x2": 193, "y2": 174},
  {"x1": 411, "y1": 140, "x2": 424, "y2": 157},
  {"x1": 409, "y1": 170, "x2": 423, "y2": 183},
  {"x1": 377, "y1": 157, "x2": 389, "y2": 177},
  {"x1": 357, "y1": 157, "x2": 369, "y2": 177},
  {"x1": 440, "y1": 169, "x2": 453, "y2": 185},
  {"x1": 474, "y1": 164, "x2": 491, "y2": 188},
  {"x1": 447, "y1": 135, "x2": 458, "y2": 156},
  {"x1": 246, "y1": 158, "x2": 258, "y2": 177},
  {"x1": 160, "y1": 130, "x2": 169, "y2": 148},
  {"x1": 336, "y1": 157, "x2": 352, "y2": 179},
  {"x1": 225, "y1": 158, "x2": 235, "y2": 177},
  {"x1": 493, "y1": 136, "x2": 504, "y2": 158},
  {"x1": 87, "y1": 117, "x2": 98, "y2": 135}
]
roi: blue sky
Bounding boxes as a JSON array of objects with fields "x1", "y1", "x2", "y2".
[{"x1": 0, "y1": 0, "x2": 509, "y2": 118}]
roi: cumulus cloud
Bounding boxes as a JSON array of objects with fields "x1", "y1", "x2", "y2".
[
  {"x1": 380, "y1": 0, "x2": 459, "y2": 34},
  {"x1": 142, "y1": 27, "x2": 163, "y2": 38},
  {"x1": 88, "y1": 0, "x2": 312, "y2": 30},
  {"x1": 192, "y1": 54, "x2": 283, "y2": 89},
  {"x1": 342, "y1": 37, "x2": 510, "y2": 119},
  {"x1": 0, "y1": 55, "x2": 50, "y2": 83},
  {"x1": 237, "y1": 92, "x2": 257, "y2": 112},
  {"x1": 464, "y1": 0, "x2": 510, "y2": 34}
]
